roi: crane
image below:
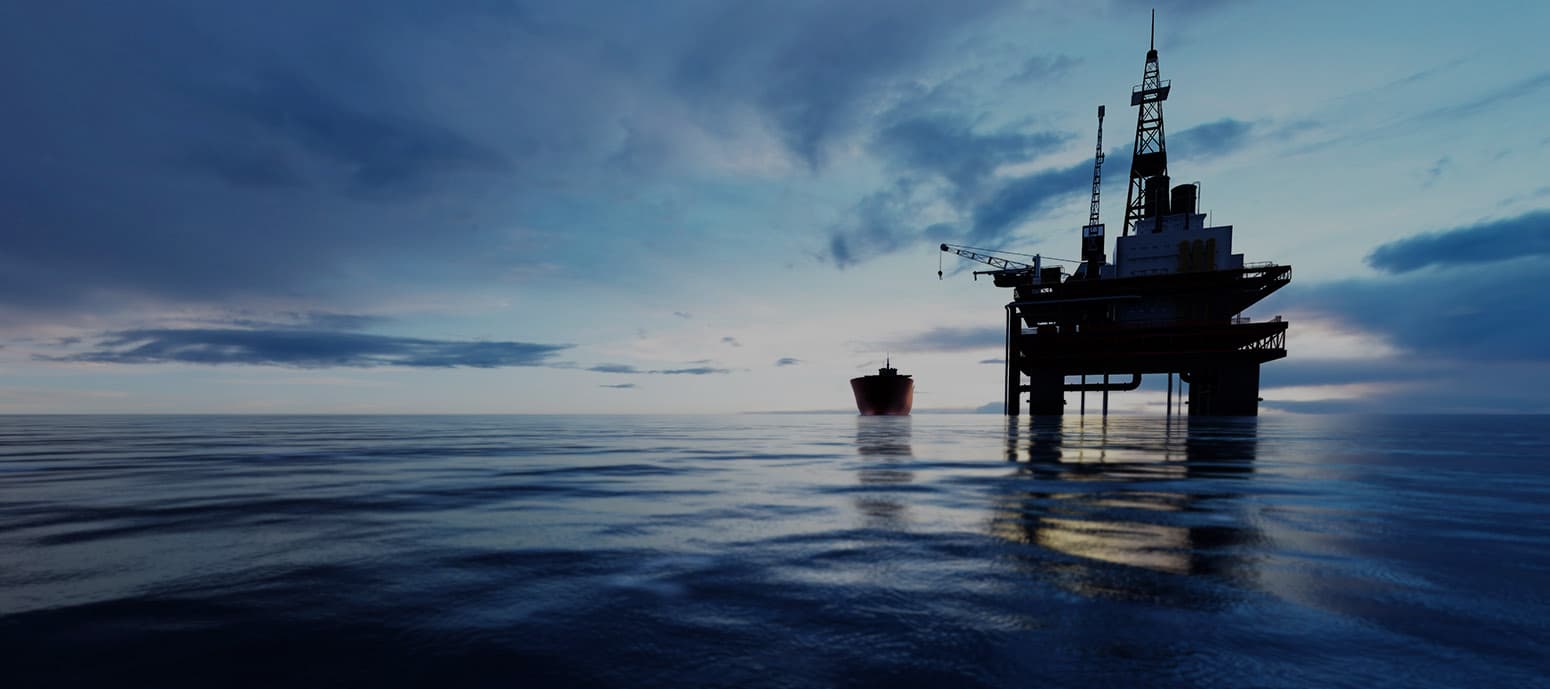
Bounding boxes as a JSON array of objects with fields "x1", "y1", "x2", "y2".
[
  {"x1": 938, "y1": 243, "x2": 1045, "y2": 287},
  {"x1": 1080, "y1": 105, "x2": 1108, "y2": 279}
]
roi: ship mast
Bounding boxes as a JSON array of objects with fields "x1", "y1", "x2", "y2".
[{"x1": 1122, "y1": 9, "x2": 1171, "y2": 236}]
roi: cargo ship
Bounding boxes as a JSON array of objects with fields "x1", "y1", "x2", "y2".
[{"x1": 851, "y1": 358, "x2": 914, "y2": 416}]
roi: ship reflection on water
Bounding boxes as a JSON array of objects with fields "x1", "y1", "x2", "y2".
[
  {"x1": 993, "y1": 416, "x2": 1261, "y2": 596},
  {"x1": 853, "y1": 416, "x2": 914, "y2": 527}
]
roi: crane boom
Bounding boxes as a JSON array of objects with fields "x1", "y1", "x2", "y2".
[
  {"x1": 939, "y1": 244, "x2": 1033, "y2": 271},
  {"x1": 938, "y1": 243, "x2": 1045, "y2": 287}
]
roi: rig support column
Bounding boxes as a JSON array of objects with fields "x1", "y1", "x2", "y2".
[
  {"x1": 1028, "y1": 368, "x2": 1064, "y2": 416},
  {"x1": 1187, "y1": 363, "x2": 1262, "y2": 416},
  {"x1": 1005, "y1": 304, "x2": 1019, "y2": 417}
]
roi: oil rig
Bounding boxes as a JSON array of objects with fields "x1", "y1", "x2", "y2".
[{"x1": 941, "y1": 15, "x2": 1290, "y2": 417}]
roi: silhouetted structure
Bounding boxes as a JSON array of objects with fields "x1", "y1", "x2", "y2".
[
  {"x1": 941, "y1": 13, "x2": 1290, "y2": 417},
  {"x1": 850, "y1": 358, "x2": 914, "y2": 416}
]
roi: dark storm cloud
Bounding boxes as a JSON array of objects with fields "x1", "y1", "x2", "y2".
[
  {"x1": 1, "y1": 0, "x2": 1017, "y2": 320},
  {"x1": 775, "y1": 357, "x2": 801, "y2": 367},
  {"x1": 40, "y1": 329, "x2": 570, "y2": 368},
  {"x1": 1258, "y1": 358, "x2": 1432, "y2": 389},
  {"x1": 1364, "y1": 209, "x2": 1550, "y2": 274},
  {"x1": 1280, "y1": 255, "x2": 1550, "y2": 363},
  {"x1": 893, "y1": 325, "x2": 1003, "y2": 352},
  {"x1": 192, "y1": 71, "x2": 506, "y2": 193}
]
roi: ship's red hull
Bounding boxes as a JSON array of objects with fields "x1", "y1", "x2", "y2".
[{"x1": 850, "y1": 375, "x2": 914, "y2": 416}]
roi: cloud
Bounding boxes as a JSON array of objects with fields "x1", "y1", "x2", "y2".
[
  {"x1": 775, "y1": 357, "x2": 801, "y2": 366},
  {"x1": 1364, "y1": 209, "x2": 1550, "y2": 274},
  {"x1": 722, "y1": 336, "x2": 743, "y2": 347},
  {"x1": 871, "y1": 115, "x2": 1069, "y2": 202},
  {"x1": 673, "y1": 311, "x2": 693, "y2": 319},
  {"x1": 978, "y1": 358, "x2": 1005, "y2": 364},
  {"x1": 1168, "y1": 118, "x2": 1256, "y2": 162},
  {"x1": 0, "y1": 1, "x2": 1019, "y2": 320},
  {"x1": 828, "y1": 108, "x2": 1072, "y2": 265},
  {"x1": 1111, "y1": 0, "x2": 1241, "y2": 20},
  {"x1": 600, "y1": 383, "x2": 637, "y2": 389},
  {"x1": 673, "y1": 0, "x2": 1016, "y2": 168},
  {"x1": 1008, "y1": 54, "x2": 1080, "y2": 83},
  {"x1": 587, "y1": 363, "x2": 732, "y2": 375},
  {"x1": 39, "y1": 329, "x2": 570, "y2": 368},
  {"x1": 1283, "y1": 254, "x2": 1550, "y2": 363},
  {"x1": 968, "y1": 158, "x2": 1095, "y2": 245},
  {"x1": 657, "y1": 367, "x2": 732, "y2": 375},
  {"x1": 1419, "y1": 71, "x2": 1550, "y2": 122},
  {"x1": 191, "y1": 70, "x2": 506, "y2": 194},
  {"x1": 892, "y1": 325, "x2": 1003, "y2": 352}
]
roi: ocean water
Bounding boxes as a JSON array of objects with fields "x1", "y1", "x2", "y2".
[{"x1": 1, "y1": 414, "x2": 1546, "y2": 688}]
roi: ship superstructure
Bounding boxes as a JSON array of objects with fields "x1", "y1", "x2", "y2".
[{"x1": 941, "y1": 14, "x2": 1290, "y2": 417}]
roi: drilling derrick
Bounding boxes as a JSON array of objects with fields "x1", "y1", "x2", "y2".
[
  {"x1": 1123, "y1": 10, "x2": 1171, "y2": 236},
  {"x1": 939, "y1": 13, "x2": 1293, "y2": 418}
]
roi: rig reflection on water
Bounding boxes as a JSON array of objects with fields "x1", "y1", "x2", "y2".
[{"x1": 994, "y1": 417, "x2": 1261, "y2": 593}]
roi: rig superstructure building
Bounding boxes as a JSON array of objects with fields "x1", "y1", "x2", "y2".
[{"x1": 941, "y1": 15, "x2": 1290, "y2": 416}]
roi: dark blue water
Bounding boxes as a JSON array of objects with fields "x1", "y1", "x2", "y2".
[{"x1": 1, "y1": 414, "x2": 1546, "y2": 688}]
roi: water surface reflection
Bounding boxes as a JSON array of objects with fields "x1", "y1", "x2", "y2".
[
  {"x1": 994, "y1": 417, "x2": 1262, "y2": 598},
  {"x1": 852, "y1": 416, "x2": 914, "y2": 528}
]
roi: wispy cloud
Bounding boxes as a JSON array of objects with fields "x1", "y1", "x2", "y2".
[
  {"x1": 600, "y1": 383, "x2": 637, "y2": 389},
  {"x1": 892, "y1": 325, "x2": 1003, "y2": 352},
  {"x1": 38, "y1": 329, "x2": 570, "y2": 368},
  {"x1": 1007, "y1": 54, "x2": 1080, "y2": 83},
  {"x1": 775, "y1": 357, "x2": 801, "y2": 366},
  {"x1": 1419, "y1": 71, "x2": 1550, "y2": 122},
  {"x1": 721, "y1": 336, "x2": 743, "y2": 347},
  {"x1": 587, "y1": 363, "x2": 732, "y2": 375}
]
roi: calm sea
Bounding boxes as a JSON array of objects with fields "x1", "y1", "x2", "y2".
[{"x1": 1, "y1": 414, "x2": 1546, "y2": 688}]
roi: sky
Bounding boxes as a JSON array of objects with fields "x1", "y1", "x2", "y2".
[{"x1": 2, "y1": 0, "x2": 1548, "y2": 414}]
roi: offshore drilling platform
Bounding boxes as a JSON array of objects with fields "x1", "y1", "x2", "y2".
[{"x1": 941, "y1": 17, "x2": 1290, "y2": 417}]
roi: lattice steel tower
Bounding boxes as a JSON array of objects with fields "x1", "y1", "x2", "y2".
[
  {"x1": 1080, "y1": 105, "x2": 1106, "y2": 278},
  {"x1": 1122, "y1": 10, "x2": 1171, "y2": 236}
]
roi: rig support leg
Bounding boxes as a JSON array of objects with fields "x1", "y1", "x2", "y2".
[
  {"x1": 1187, "y1": 363, "x2": 1262, "y2": 416},
  {"x1": 1004, "y1": 305, "x2": 1019, "y2": 417},
  {"x1": 1027, "y1": 368, "x2": 1064, "y2": 416}
]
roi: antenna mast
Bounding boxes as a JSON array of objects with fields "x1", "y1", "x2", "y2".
[
  {"x1": 1080, "y1": 106, "x2": 1107, "y2": 279},
  {"x1": 1123, "y1": 9, "x2": 1171, "y2": 236}
]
